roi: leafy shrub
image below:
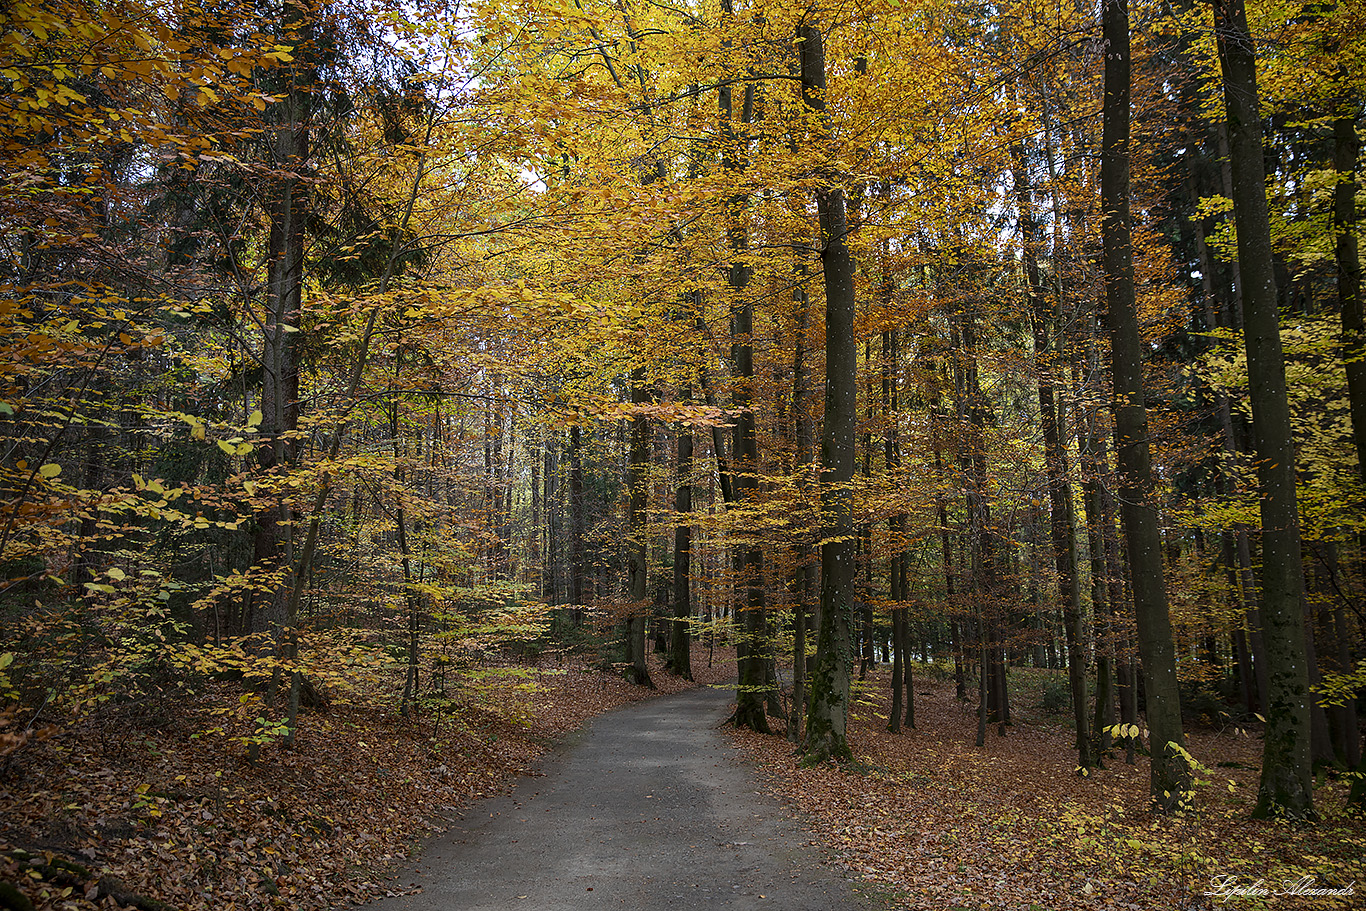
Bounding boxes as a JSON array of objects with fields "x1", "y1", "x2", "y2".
[{"x1": 1039, "y1": 675, "x2": 1072, "y2": 715}]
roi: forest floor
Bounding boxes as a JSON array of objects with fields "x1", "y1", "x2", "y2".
[
  {"x1": 3, "y1": 650, "x2": 1363, "y2": 911},
  {"x1": 730, "y1": 664, "x2": 1366, "y2": 911},
  {"x1": 0, "y1": 643, "x2": 736, "y2": 911}
]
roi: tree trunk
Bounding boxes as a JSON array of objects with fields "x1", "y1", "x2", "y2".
[
  {"x1": 889, "y1": 607, "x2": 903, "y2": 733},
  {"x1": 627, "y1": 368, "x2": 654, "y2": 688},
  {"x1": 1214, "y1": 0, "x2": 1314, "y2": 820},
  {"x1": 1102, "y1": 0, "x2": 1190, "y2": 810},
  {"x1": 531, "y1": 434, "x2": 541, "y2": 592},
  {"x1": 885, "y1": 327, "x2": 910, "y2": 732},
  {"x1": 671, "y1": 399, "x2": 694, "y2": 680},
  {"x1": 570, "y1": 424, "x2": 586, "y2": 624},
  {"x1": 252, "y1": 56, "x2": 308, "y2": 642},
  {"x1": 1335, "y1": 112, "x2": 1365, "y2": 474},
  {"x1": 716, "y1": 53, "x2": 769, "y2": 729},
  {"x1": 801, "y1": 21, "x2": 855, "y2": 764},
  {"x1": 1016, "y1": 147, "x2": 1091, "y2": 768},
  {"x1": 392, "y1": 357, "x2": 422, "y2": 717},
  {"x1": 902, "y1": 614, "x2": 915, "y2": 730},
  {"x1": 545, "y1": 442, "x2": 558, "y2": 605},
  {"x1": 790, "y1": 279, "x2": 814, "y2": 742}
]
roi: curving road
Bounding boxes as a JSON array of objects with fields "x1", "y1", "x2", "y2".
[{"x1": 361, "y1": 684, "x2": 876, "y2": 911}]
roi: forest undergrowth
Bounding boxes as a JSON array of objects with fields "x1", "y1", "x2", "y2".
[
  {"x1": 731, "y1": 665, "x2": 1366, "y2": 911},
  {"x1": 0, "y1": 644, "x2": 735, "y2": 911}
]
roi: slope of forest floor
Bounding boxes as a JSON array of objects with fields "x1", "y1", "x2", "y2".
[
  {"x1": 730, "y1": 665, "x2": 1366, "y2": 911},
  {"x1": 0, "y1": 645, "x2": 736, "y2": 911}
]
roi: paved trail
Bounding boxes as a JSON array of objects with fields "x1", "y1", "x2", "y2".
[{"x1": 363, "y1": 684, "x2": 877, "y2": 911}]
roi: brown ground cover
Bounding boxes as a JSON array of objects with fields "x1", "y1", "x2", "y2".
[
  {"x1": 0, "y1": 645, "x2": 735, "y2": 911},
  {"x1": 728, "y1": 664, "x2": 1365, "y2": 911}
]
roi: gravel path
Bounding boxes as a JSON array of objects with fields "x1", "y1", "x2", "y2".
[{"x1": 361, "y1": 683, "x2": 877, "y2": 911}]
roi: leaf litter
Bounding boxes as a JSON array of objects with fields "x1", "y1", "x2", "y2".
[
  {"x1": 727, "y1": 665, "x2": 1365, "y2": 911},
  {"x1": 0, "y1": 646, "x2": 734, "y2": 911}
]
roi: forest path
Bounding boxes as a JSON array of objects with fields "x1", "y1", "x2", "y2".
[{"x1": 361, "y1": 683, "x2": 879, "y2": 911}]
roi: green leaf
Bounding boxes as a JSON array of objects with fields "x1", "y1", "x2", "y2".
[
  {"x1": 216, "y1": 439, "x2": 236, "y2": 454},
  {"x1": 38, "y1": 463, "x2": 61, "y2": 478},
  {"x1": 106, "y1": 567, "x2": 126, "y2": 581}
]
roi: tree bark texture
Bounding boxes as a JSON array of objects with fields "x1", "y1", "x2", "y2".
[
  {"x1": 1102, "y1": 0, "x2": 1190, "y2": 809},
  {"x1": 1015, "y1": 149, "x2": 1091, "y2": 767},
  {"x1": 671, "y1": 401, "x2": 694, "y2": 680},
  {"x1": 1214, "y1": 0, "x2": 1314, "y2": 819},
  {"x1": 801, "y1": 21, "x2": 855, "y2": 764},
  {"x1": 627, "y1": 368, "x2": 654, "y2": 688}
]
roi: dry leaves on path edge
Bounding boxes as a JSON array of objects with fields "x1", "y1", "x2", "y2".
[
  {"x1": 0, "y1": 645, "x2": 736, "y2": 911},
  {"x1": 726, "y1": 666, "x2": 1365, "y2": 911}
]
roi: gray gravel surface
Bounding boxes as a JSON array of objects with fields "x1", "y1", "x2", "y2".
[{"x1": 361, "y1": 683, "x2": 878, "y2": 911}]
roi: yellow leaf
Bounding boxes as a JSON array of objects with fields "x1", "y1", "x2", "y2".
[{"x1": 38, "y1": 463, "x2": 61, "y2": 478}]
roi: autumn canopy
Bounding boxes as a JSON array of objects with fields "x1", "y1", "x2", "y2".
[{"x1": 1, "y1": 0, "x2": 1364, "y2": 903}]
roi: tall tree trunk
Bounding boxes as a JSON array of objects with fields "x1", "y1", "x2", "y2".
[
  {"x1": 1335, "y1": 112, "x2": 1366, "y2": 473},
  {"x1": 1075, "y1": 343, "x2": 1118, "y2": 757},
  {"x1": 1333, "y1": 99, "x2": 1366, "y2": 810},
  {"x1": 671, "y1": 396, "x2": 694, "y2": 680},
  {"x1": 1016, "y1": 147, "x2": 1091, "y2": 768},
  {"x1": 531, "y1": 433, "x2": 541, "y2": 592},
  {"x1": 253, "y1": 38, "x2": 309, "y2": 642},
  {"x1": 1214, "y1": 0, "x2": 1314, "y2": 820},
  {"x1": 801, "y1": 20, "x2": 856, "y2": 764},
  {"x1": 957, "y1": 300, "x2": 1004, "y2": 739},
  {"x1": 883, "y1": 325, "x2": 913, "y2": 731},
  {"x1": 790, "y1": 279, "x2": 814, "y2": 742},
  {"x1": 392, "y1": 356, "x2": 422, "y2": 716},
  {"x1": 859, "y1": 341, "x2": 875, "y2": 682},
  {"x1": 718, "y1": 43, "x2": 769, "y2": 729},
  {"x1": 570, "y1": 424, "x2": 586, "y2": 624},
  {"x1": 545, "y1": 442, "x2": 558, "y2": 605},
  {"x1": 626, "y1": 369, "x2": 655, "y2": 688},
  {"x1": 935, "y1": 434, "x2": 962, "y2": 699},
  {"x1": 884, "y1": 328, "x2": 904, "y2": 733},
  {"x1": 1102, "y1": 0, "x2": 1190, "y2": 809},
  {"x1": 259, "y1": 6, "x2": 313, "y2": 740}
]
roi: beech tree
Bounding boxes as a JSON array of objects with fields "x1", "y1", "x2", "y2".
[
  {"x1": 1101, "y1": 0, "x2": 1190, "y2": 810},
  {"x1": 800, "y1": 14, "x2": 857, "y2": 764},
  {"x1": 1213, "y1": 0, "x2": 1315, "y2": 819}
]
